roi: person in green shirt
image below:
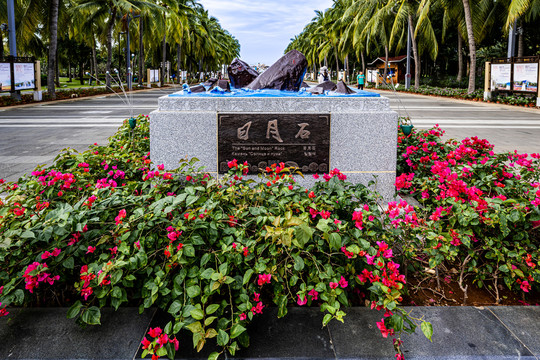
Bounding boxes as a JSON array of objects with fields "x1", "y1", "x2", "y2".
[{"x1": 357, "y1": 71, "x2": 365, "y2": 90}]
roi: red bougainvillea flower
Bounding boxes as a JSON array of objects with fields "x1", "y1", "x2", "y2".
[
  {"x1": 297, "y1": 294, "x2": 307, "y2": 306},
  {"x1": 148, "y1": 327, "x2": 162, "y2": 338},
  {"x1": 308, "y1": 289, "x2": 318, "y2": 300},
  {"x1": 243, "y1": 247, "x2": 249, "y2": 257},
  {"x1": 376, "y1": 319, "x2": 394, "y2": 338},
  {"x1": 329, "y1": 282, "x2": 338, "y2": 289},
  {"x1": 239, "y1": 313, "x2": 247, "y2": 321},
  {"x1": 338, "y1": 276, "x2": 348, "y2": 288},
  {"x1": 258, "y1": 274, "x2": 272, "y2": 286},
  {"x1": 115, "y1": 209, "x2": 127, "y2": 225}
]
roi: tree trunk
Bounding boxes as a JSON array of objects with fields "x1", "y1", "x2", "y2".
[
  {"x1": 92, "y1": 34, "x2": 98, "y2": 84},
  {"x1": 0, "y1": 32, "x2": 3, "y2": 59},
  {"x1": 55, "y1": 50, "x2": 60, "y2": 87},
  {"x1": 334, "y1": 49, "x2": 339, "y2": 81},
  {"x1": 47, "y1": 0, "x2": 59, "y2": 99},
  {"x1": 361, "y1": 51, "x2": 365, "y2": 74},
  {"x1": 106, "y1": 7, "x2": 118, "y2": 88},
  {"x1": 408, "y1": 14, "x2": 421, "y2": 89},
  {"x1": 79, "y1": 61, "x2": 84, "y2": 85},
  {"x1": 177, "y1": 43, "x2": 181, "y2": 83},
  {"x1": 161, "y1": 35, "x2": 166, "y2": 85},
  {"x1": 384, "y1": 45, "x2": 389, "y2": 81},
  {"x1": 462, "y1": 0, "x2": 476, "y2": 94},
  {"x1": 517, "y1": 26, "x2": 524, "y2": 57},
  {"x1": 68, "y1": 61, "x2": 72, "y2": 82},
  {"x1": 344, "y1": 54, "x2": 349, "y2": 83},
  {"x1": 457, "y1": 33, "x2": 463, "y2": 82},
  {"x1": 139, "y1": 17, "x2": 144, "y2": 86}
]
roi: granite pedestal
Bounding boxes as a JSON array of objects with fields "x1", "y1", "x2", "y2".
[{"x1": 150, "y1": 93, "x2": 397, "y2": 200}]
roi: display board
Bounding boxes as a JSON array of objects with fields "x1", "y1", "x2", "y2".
[
  {"x1": 513, "y1": 63, "x2": 538, "y2": 92},
  {"x1": 13, "y1": 62, "x2": 35, "y2": 90},
  {"x1": 367, "y1": 69, "x2": 377, "y2": 83},
  {"x1": 149, "y1": 69, "x2": 159, "y2": 82},
  {"x1": 0, "y1": 63, "x2": 11, "y2": 91},
  {"x1": 491, "y1": 63, "x2": 511, "y2": 91}
]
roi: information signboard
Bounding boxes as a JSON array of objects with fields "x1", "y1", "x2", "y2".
[
  {"x1": 13, "y1": 62, "x2": 35, "y2": 90},
  {"x1": 513, "y1": 63, "x2": 538, "y2": 92},
  {"x1": 491, "y1": 63, "x2": 511, "y2": 91},
  {"x1": 0, "y1": 63, "x2": 11, "y2": 91}
]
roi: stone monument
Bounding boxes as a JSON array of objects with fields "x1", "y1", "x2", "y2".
[{"x1": 150, "y1": 51, "x2": 397, "y2": 200}]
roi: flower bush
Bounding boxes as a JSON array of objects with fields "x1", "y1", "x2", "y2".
[
  {"x1": 395, "y1": 125, "x2": 540, "y2": 303},
  {"x1": 0, "y1": 115, "x2": 431, "y2": 360}
]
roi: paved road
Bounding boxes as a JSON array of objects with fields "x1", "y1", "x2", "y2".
[
  {"x1": 0, "y1": 87, "x2": 180, "y2": 182},
  {"x1": 1, "y1": 86, "x2": 539, "y2": 182},
  {"x1": 373, "y1": 89, "x2": 540, "y2": 154}
]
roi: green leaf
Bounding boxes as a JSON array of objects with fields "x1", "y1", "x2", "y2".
[
  {"x1": 329, "y1": 233, "x2": 341, "y2": 251},
  {"x1": 206, "y1": 304, "x2": 220, "y2": 315},
  {"x1": 230, "y1": 323, "x2": 246, "y2": 339},
  {"x1": 81, "y1": 306, "x2": 101, "y2": 325},
  {"x1": 169, "y1": 300, "x2": 182, "y2": 315},
  {"x1": 293, "y1": 255, "x2": 305, "y2": 271},
  {"x1": 208, "y1": 351, "x2": 220, "y2": 360},
  {"x1": 62, "y1": 257, "x2": 74, "y2": 269},
  {"x1": 190, "y1": 308, "x2": 205, "y2": 320},
  {"x1": 21, "y1": 230, "x2": 35, "y2": 239},
  {"x1": 242, "y1": 269, "x2": 254, "y2": 285},
  {"x1": 187, "y1": 285, "x2": 201, "y2": 298},
  {"x1": 277, "y1": 294, "x2": 288, "y2": 318},
  {"x1": 67, "y1": 301, "x2": 83, "y2": 319},
  {"x1": 186, "y1": 321, "x2": 203, "y2": 334},
  {"x1": 217, "y1": 329, "x2": 230, "y2": 346},
  {"x1": 322, "y1": 313, "x2": 332, "y2": 326},
  {"x1": 421, "y1": 321, "x2": 433, "y2": 342}
]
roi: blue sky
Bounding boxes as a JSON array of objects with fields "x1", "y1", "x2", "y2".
[{"x1": 198, "y1": 0, "x2": 334, "y2": 66}]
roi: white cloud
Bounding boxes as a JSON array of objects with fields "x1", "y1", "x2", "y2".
[{"x1": 198, "y1": 0, "x2": 333, "y2": 65}]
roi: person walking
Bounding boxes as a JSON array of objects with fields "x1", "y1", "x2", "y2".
[{"x1": 357, "y1": 71, "x2": 365, "y2": 90}]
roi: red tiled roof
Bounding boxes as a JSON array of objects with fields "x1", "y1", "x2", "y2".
[{"x1": 368, "y1": 55, "x2": 408, "y2": 65}]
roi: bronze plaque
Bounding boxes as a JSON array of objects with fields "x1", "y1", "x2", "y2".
[{"x1": 218, "y1": 113, "x2": 330, "y2": 174}]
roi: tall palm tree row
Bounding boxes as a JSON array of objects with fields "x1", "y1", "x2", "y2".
[
  {"x1": 4, "y1": 0, "x2": 240, "y2": 94},
  {"x1": 286, "y1": 0, "x2": 540, "y2": 93}
]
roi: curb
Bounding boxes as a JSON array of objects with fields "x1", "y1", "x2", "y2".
[
  {"x1": 1, "y1": 306, "x2": 538, "y2": 359},
  {"x1": 371, "y1": 88, "x2": 540, "y2": 113},
  {"x1": 0, "y1": 85, "x2": 177, "y2": 110}
]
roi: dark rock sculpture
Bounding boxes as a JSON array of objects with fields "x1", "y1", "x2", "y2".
[
  {"x1": 246, "y1": 50, "x2": 308, "y2": 91},
  {"x1": 203, "y1": 77, "x2": 218, "y2": 89},
  {"x1": 300, "y1": 81, "x2": 309, "y2": 89},
  {"x1": 307, "y1": 81, "x2": 337, "y2": 94},
  {"x1": 227, "y1": 59, "x2": 259, "y2": 88},
  {"x1": 335, "y1": 80, "x2": 355, "y2": 94},
  {"x1": 217, "y1": 79, "x2": 231, "y2": 92},
  {"x1": 190, "y1": 84, "x2": 206, "y2": 93}
]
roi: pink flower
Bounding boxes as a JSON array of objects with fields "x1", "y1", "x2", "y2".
[
  {"x1": 376, "y1": 319, "x2": 394, "y2": 338},
  {"x1": 239, "y1": 313, "x2": 247, "y2": 321},
  {"x1": 253, "y1": 292, "x2": 260, "y2": 302},
  {"x1": 320, "y1": 210, "x2": 331, "y2": 219},
  {"x1": 141, "y1": 338, "x2": 151, "y2": 349},
  {"x1": 86, "y1": 246, "x2": 96, "y2": 254},
  {"x1": 338, "y1": 276, "x2": 348, "y2": 288},
  {"x1": 135, "y1": 240, "x2": 141, "y2": 250},
  {"x1": 148, "y1": 327, "x2": 162, "y2": 338},
  {"x1": 329, "y1": 282, "x2": 338, "y2": 289},
  {"x1": 308, "y1": 288, "x2": 318, "y2": 300},
  {"x1": 297, "y1": 294, "x2": 307, "y2": 306},
  {"x1": 258, "y1": 274, "x2": 272, "y2": 286},
  {"x1": 520, "y1": 280, "x2": 531, "y2": 293}
]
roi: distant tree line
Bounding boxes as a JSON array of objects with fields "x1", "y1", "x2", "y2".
[
  {"x1": 0, "y1": 0, "x2": 240, "y2": 99},
  {"x1": 286, "y1": 0, "x2": 540, "y2": 93}
]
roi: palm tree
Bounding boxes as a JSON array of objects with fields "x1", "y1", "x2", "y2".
[
  {"x1": 71, "y1": 0, "x2": 162, "y2": 87},
  {"x1": 48, "y1": 0, "x2": 60, "y2": 99}
]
